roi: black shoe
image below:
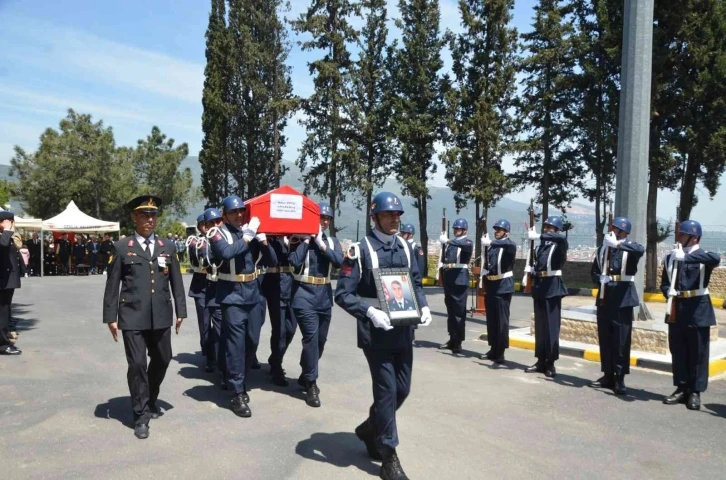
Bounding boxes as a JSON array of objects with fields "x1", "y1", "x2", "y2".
[
  {"x1": 134, "y1": 423, "x2": 149, "y2": 439},
  {"x1": 305, "y1": 383, "x2": 321, "y2": 408},
  {"x1": 482, "y1": 350, "x2": 493, "y2": 360},
  {"x1": 439, "y1": 340, "x2": 454, "y2": 350},
  {"x1": 149, "y1": 403, "x2": 162, "y2": 419},
  {"x1": 544, "y1": 364, "x2": 557, "y2": 378},
  {"x1": 243, "y1": 392, "x2": 250, "y2": 404},
  {"x1": 270, "y1": 369, "x2": 289, "y2": 387},
  {"x1": 231, "y1": 394, "x2": 251, "y2": 417},
  {"x1": 686, "y1": 392, "x2": 701, "y2": 410},
  {"x1": 380, "y1": 450, "x2": 408, "y2": 480},
  {"x1": 614, "y1": 376, "x2": 627, "y2": 395},
  {"x1": 492, "y1": 356, "x2": 505, "y2": 365},
  {"x1": 205, "y1": 364, "x2": 215, "y2": 373},
  {"x1": 589, "y1": 376, "x2": 614, "y2": 389},
  {"x1": 451, "y1": 342, "x2": 463, "y2": 354},
  {"x1": 525, "y1": 363, "x2": 545, "y2": 373},
  {"x1": 355, "y1": 420, "x2": 382, "y2": 461},
  {"x1": 0, "y1": 345, "x2": 22, "y2": 355},
  {"x1": 663, "y1": 388, "x2": 688, "y2": 405}
]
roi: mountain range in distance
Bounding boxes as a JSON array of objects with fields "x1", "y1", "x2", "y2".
[{"x1": 179, "y1": 156, "x2": 601, "y2": 239}]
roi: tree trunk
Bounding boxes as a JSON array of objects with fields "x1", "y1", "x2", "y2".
[
  {"x1": 366, "y1": 143, "x2": 374, "y2": 235},
  {"x1": 595, "y1": 167, "x2": 603, "y2": 245},
  {"x1": 474, "y1": 201, "x2": 482, "y2": 259},
  {"x1": 645, "y1": 165, "x2": 659, "y2": 292},
  {"x1": 678, "y1": 151, "x2": 698, "y2": 220},
  {"x1": 419, "y1": 194, "x2": 428, "y2": 278},
  {"x1": 273, "y1": 110, "x2": 280, "y2": 188}
]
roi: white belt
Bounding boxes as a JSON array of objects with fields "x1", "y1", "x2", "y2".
[
  {"x1": 443, "y1": 263, "x2": 468, "y2": 269},
  {"x1": 677, "y1": 288, "x2": 710, "y2": 298},
  {"x1": 535, "y1": 270, "x2": 562, "y2": 278},
  {"x1": 485, "y1": 271, "x2": 513, "y2": 281},
  {"x1": 217, "y1": 271, "x2": 259, "y2": 283}
]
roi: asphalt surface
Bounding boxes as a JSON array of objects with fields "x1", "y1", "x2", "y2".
[{"x1": 2, "y1": 277, "x2": 726, "y2": 479}]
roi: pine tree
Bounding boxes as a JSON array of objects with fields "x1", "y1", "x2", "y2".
[
  {"x1": 443, "y1": 0, "x2": 519, "y2": 255},
  {"x1": 513, "y1": 0, "x2": 582, "y2": 221},
  {"x1": 349, "y1": 0, "x2": 394, "y2": 234},
  {"x1": 392, "y1": 0, "x2": 448, "y2": 276},
  {"x1": 200, "y1": 0, "x2": 235, "y2": 206},
  {"x1": 291, "y1": 0, "x2": 360, "y2": 234},
  {"x1": 569, "y1": 0, "x2": 622, "y2": 243}
]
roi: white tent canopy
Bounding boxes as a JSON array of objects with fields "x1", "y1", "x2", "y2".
[{"x1": 42, "y1": 201, "x2": 120, "y2": 232}]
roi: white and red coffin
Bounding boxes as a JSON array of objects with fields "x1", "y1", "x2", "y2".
[{"x1": 242, "y1": 185, "x2": 320, "y2": 236}]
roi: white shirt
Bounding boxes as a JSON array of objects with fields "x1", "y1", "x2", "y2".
[{"x1": 135, "y1": 232, "x2": 156, "y2": 256}]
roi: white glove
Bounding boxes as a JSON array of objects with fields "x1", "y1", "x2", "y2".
[
  {"x1": 480, "y1": 234, "x2": 492, "y2": 247},
  {"x1": 439, "y1": 232, "x2": 448, "y2": 243},
  {"x1": 437, "y1": 262, "x2": 443, "y2": 270},
  {"x1": 603, "y1": 231, "x2": 620, "y2": 248},
  {"x1": 283, "y1": 236, "x2": 289, "y2": 246},
  {"x1": 672, "y1": 244, "x2": 685, "y2": 261},
  {"x1": 667, "y1": 288, "x2": 679, "y2": 298},
  {"x1": 420, "y1": 306, "x2": 433, "y2": 327},
  {"x1": 255, "y1": 233, "x2": 267, "y2": 243},
  {"x1": 366, "y1": 307, "x2": 393, "y2": 331},
  {"x1": 248, "y1": 216, "x2": 261, "y2": 233},
  {"x1": 314, "y1": 233, "x2": 326, "y2": 249},
  {"x1": 527, "y1": 227, "x2": 539, "y2": 241},
  {"x1": 523, "y1": 265, "x2": 532, "y2": 274},
  {"x1": 243, "y1": 234, "x2": 254, "y2": 242},
  {"x1": 599, "y1": 274, "x2": 611, "y2": 284},
  {"x1": 480, "y1": 269, "x2": 489, "y2": 276}
]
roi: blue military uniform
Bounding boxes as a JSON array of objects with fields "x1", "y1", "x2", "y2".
[
  {"x1": 188, "y1": 217, "x2": 214, "y2": 369},
  {"x1": 335, "y1": 192, "x2": 429, "y2": 478},
  {"x1": 264, "y1": 236, "x2": 297, "y2": 383},
  {"x1": 202, "y1": 208, "x2": 225, "y2": 381},
  {"x1": 208, "y1": 197, "x2": 277, "y2": 416},
  {"x1": 530, "y1": 217, "x2": 569, "y2": 371},
  {"x1": 482, "y1": 220, "x2": 516, "y2": 362},
  {"x1": 661, "y1": 221, "x2": 720, "y2": 402},
  {"x1": 590, "y1": 217, "x2": 644, "y2": 388},
  {"x1": 289, "y1": 214, "x2": 343, "y2": 399},
  {"x1": 441, "y1": 219, "x2": 473, "y2": 349}
]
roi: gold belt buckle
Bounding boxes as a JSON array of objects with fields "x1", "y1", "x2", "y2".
[
  {"x1": 678, "y1": 290, "x2": 697, "y2": 299},
  {"x1": 610, "y1": 275, "x2": 621, "y2": 281}
]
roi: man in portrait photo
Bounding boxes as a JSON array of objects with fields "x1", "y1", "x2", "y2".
[{"x1": 387, "y1": 279, "x2": 415, "y2": 312}]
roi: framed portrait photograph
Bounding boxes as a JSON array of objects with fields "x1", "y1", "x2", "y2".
[{"x1": 373, "y1": 268, "x2": 422, "y2": 327}]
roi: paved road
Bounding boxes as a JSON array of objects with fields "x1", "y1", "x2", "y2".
[{"x1": 2, "y1": 276, "x2": 726, "y2": 479}]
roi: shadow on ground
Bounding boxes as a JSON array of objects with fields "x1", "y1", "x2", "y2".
[
  {"x1": 94, "y1": 397, "x2": 174, "y2": 429},
  {"x1": 295, "y1": 431, "x2": 380, "y2": 476},
  {"x1": 9, "y1": 303, "x2": 38, "y2": 332}
]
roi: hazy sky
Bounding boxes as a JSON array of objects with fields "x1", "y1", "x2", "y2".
[{"x1": 0, "y1": 0, "x2": 719, "y2": 225}]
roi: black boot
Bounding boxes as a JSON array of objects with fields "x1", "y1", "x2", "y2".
[
  {"x1": 614, "y1": 375, "x2": 627, "y2": 395},
  {"x1": 379, "y1": 449, "x2": 408, "y2": 480},
  {"x1": 525, "y1": 362, "x2": 545, "y2": 373},
  {"x1": 270, "y1": 367, "x2": 289, "y2": 387},
  {"x1": 686, "y1": 392, "x2": 701, "y2": 410},
  {"x1": 305, "y1": 382, "x2": 321, "y2": 408},
  {"x1": 589, "y1": 375, "x2": 614, "y2": 389},
  {"x1": 231, "y1": 393, "x2": 251, "y2": 417},
  {"x1": 663, "y1": 387, "x2": 688, "y2": 405},
  {"x1": 544, "y1": 363, "x2": 557, "y2": 378},
  {"x1": 451, "y1": 341, "x2": 463, "y2": 354},
  {"x1": 481, "y1": 349, "x2": 493, "y2": 360},
  {"x1": 355, "y1": 420, "x2": 382, "y2": 460},
  {"x1": 439, "y1": 340, "x2": 455, "y2": 350}
]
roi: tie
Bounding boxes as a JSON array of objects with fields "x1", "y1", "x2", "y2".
[
  {"x1": 144, "y1": 239, "x2": 151, "y2": 251},
  {"x1": 399, "y1": 302, "x2": 403, "y2": 309}
]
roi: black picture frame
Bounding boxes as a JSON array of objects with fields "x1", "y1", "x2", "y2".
[{"x1": 373, "y1": 268, "x2": 422, "y2": 327}]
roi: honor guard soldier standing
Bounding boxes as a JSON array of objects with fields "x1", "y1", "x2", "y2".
[
  {"x1": 661, "y1": 220, "x2": 720, "y2": 410},
  {"x1": 479, "y1": 219, "x2": 517, "y2": 364},
  {"x1": 202, "y1": 208, "x2": 225, "y2": 383},
  {"x1": 589, "y1": 217, "x2": 644, "y2": 394},
  {"x1": 525, "y1": 216, "x2": 568, "y2": 378},
  {"x1": 335, "y1": 191, "x2": 432, "y2": 480},
  {"x1": 438, "y1": 218, "x2": 473, "y2": 354},
  {"x1": 102, "y1": 195, "x2": 187, "y2": 439},
  {"x1": 264, "y1": 235, "x2": 297, "y2": 387},
  {"x1": 288, "y1": 202, "x2": 343, "y2": 407},
  {"x1": 399, "y1": 224, "x2": 426, "y2": 275},
  {"x1": 188, "y1": 214, "x2": 214, "y2": 371},
  {"x1": 0, "y1": 211, "x2": 22, "y2": 355},
  {"x1": 208, "y1": 195, "x2": 277, "y2": 417}
]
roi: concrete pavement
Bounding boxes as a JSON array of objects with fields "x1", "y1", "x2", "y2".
[{"x1": 1, "y1": 276, "x2": 726, "y2": 479}]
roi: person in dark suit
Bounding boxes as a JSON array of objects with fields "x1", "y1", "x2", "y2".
[
  {"x1": 102, "y1": 195, "x2": 187, "y2": 439},
  {"x1": 525, "y1": 216, "x2": 569, "y2": 378},
  {"x1": 661, "y1": 219, "x2": 720, "y2": 410},
  {"x1": 480, "y1": 219, "x2": 517, "y2": 364},
  {"x1": 73, "y1": 235, "x2": 87, "y2": 273},
  {"x1": 438, "y1": 218, "x2": 473, "y2": 354},
  {"x1": 28, "y1": 232, "x2": 42, "y2": 276},
  {"x1": 57, "y1": 232, "x2": 71, "y2": 275},
  {"x1": 87, "y1": 235, "x2": 100, "y2": 274},
  {"x1": 387, "y1": 281, "x2": 415, "y2": 311},
  {"x1": 0, "y1": 211, "x2": 21, "y2": 355},
  {"x1": 589, "y1": 217, "x2": 644, "y2": 395},
  {"x1": 99, "y1": 233, "x2": 115, "y2": 275}
]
